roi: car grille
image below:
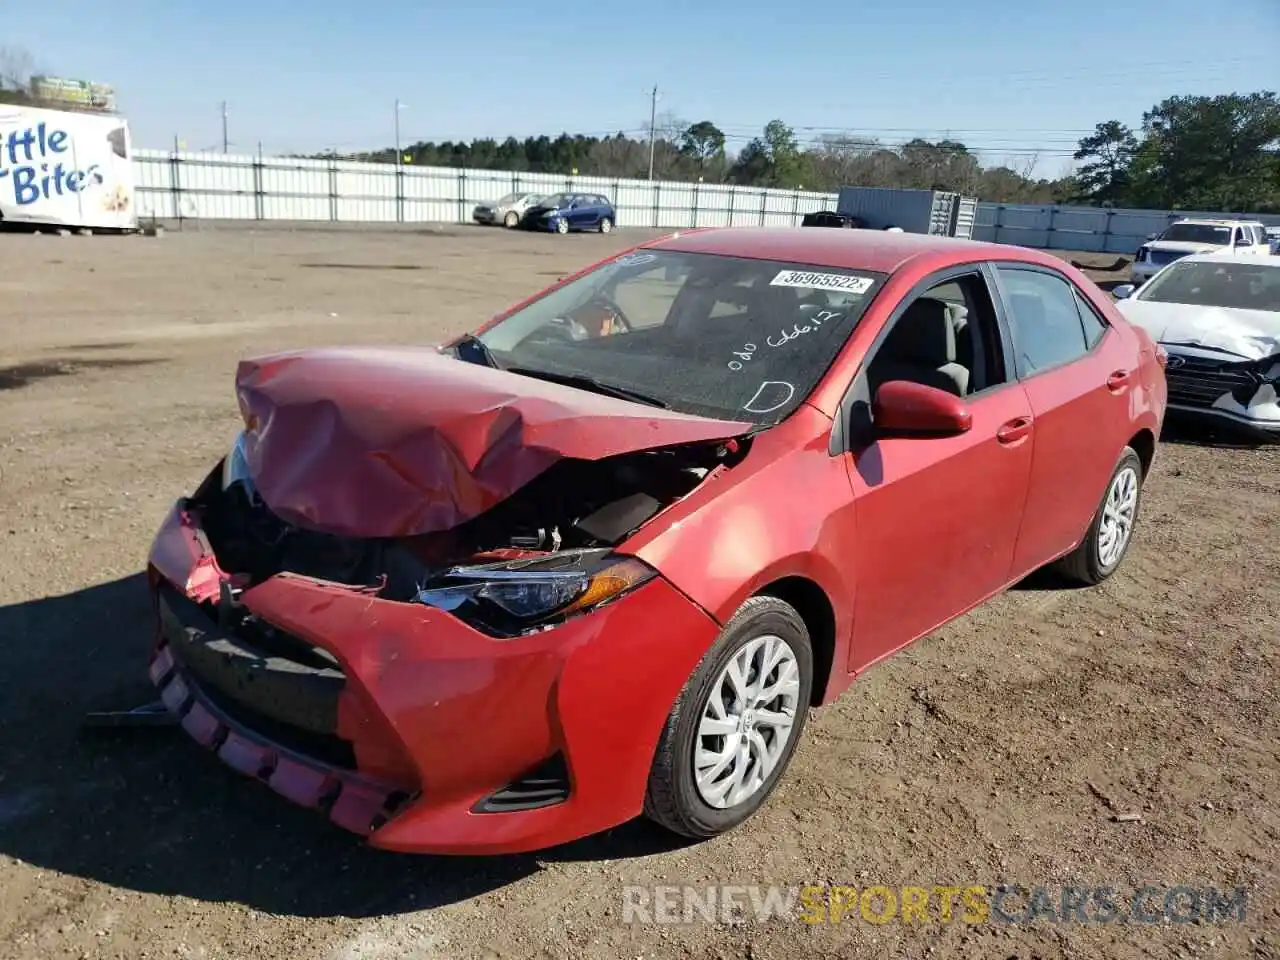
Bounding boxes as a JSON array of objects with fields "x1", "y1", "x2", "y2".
[
  {"x1": 1149, "y1": 250, "x2": 1190, "y2": 267},
  {"x1": 1165, "y1": 355, "x2": 1256, "y2": 409},
  {"x1": 156, "y1": 583, "x2": 358, "y2": 769}
]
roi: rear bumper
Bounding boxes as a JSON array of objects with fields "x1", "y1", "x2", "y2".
[{"x1": 145, "y1": 501, "x2": 721, "y2": 854}]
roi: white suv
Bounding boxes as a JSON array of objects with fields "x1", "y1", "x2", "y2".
[{"x1": 1131, "y1": 218, "x2": 1271, "y2": 284}]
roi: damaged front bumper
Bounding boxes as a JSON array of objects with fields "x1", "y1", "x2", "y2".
[
  {"x1": 1162, "y1": 350, "x2": 1280, "y2": 438},
  {"x1": 145, "y1": 500, "x2": 722, "y2": 855}
]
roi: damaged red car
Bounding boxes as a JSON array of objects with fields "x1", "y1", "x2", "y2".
[{"x1": 145, "y1": 228, "x2": 1167, "y2": 855}]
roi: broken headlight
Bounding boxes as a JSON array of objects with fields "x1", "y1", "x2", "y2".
[
  {"x1": 221, "y1": 431, "x2": 253, "y2": 492},
  {"x1": 414, "y1": 548, "x2": 656, "y2": 635}
]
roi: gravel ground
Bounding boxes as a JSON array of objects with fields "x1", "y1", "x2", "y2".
[{"x1": 0, "y1": 225, "x2": 1276, "y2": 960}]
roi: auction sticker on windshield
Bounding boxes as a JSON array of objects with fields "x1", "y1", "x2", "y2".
[{"x1": 770, "y1": 270, "x2": 875, "y2": 294}]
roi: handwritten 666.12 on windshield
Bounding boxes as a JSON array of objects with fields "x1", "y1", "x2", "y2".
[{"x1": 727, "y1": 310, "x2": 845, "y2": 371}]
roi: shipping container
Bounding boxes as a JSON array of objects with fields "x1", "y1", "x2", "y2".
[{"x1": 835, "y1": 186, "x2": 978, "y2": 237}]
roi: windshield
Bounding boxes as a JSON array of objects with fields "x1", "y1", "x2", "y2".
[
  {"x1": 1158, "y1": 223, "x2": 1232, "y2": 244},
  {"x1": 1137, "y1": 260, "x2": 1280, "y2": 311},
  {"x1": 496, "y1": 192, "x2": 530, "y2": 205},
  {"x1": 472, "y1": 249, "x2": 887, "y2": 424}
]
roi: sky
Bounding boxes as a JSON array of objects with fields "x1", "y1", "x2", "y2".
[{"x1": 10, "y1": 0, "x2": 1279, "y2": 177}]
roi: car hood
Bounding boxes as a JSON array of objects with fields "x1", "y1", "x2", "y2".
[
  {"x1": 233, "y1": 346, "x2": 752, "y2": 538},
  {"x1": 1116, "y1": 299, "x2": 1280, "y2": 361}
]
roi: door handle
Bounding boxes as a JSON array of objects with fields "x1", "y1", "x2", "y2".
[
  {"x1": 997, "y1": 416, "x2": 1033, "y2": 444},
  {"x1": 1106, "y1": 369, "x2": 1131, "y2": 392}
]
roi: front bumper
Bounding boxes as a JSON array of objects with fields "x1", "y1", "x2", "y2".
[
  {"x1": 1130, "y1": 260, "x2": 1160, "y2": 282},
  {"x1": 1163, "y1": 354, "x2": 1280, "y2": 440},
  {"x1": 1164, "y1": 401, "x2": 1280, "y2": 439},
  {"x1": 145, "y1": 501, "x2": 722, "y2": 854},
  {"x1": 519, "y1": 214, "x2": 561, "y2": 232}
]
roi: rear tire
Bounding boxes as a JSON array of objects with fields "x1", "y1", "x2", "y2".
[
  {"x1": 643, "y1": 596, "x2": 813, "y2": 840},
  {"x1": 599, "y1": 216, "x2": 613, "y2": 234},
  {"x1": 1056, "y1": 446, "x2": 1144, "y2": 585}
]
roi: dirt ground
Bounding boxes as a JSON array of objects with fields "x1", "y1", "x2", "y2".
[{"x1": 0, "y1": 225, "x2": 1276, "y2": 960}]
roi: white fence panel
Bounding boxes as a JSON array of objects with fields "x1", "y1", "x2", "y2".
[{"x1": 125, "y1": 148, "x2": 1279, "y2": 246}]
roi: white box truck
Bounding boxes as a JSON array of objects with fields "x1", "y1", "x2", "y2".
[{"x1": 0, "y1": 104, "x2": 136, "y2": 231}]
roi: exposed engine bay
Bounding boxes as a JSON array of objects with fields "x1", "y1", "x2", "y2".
[{"x1": 191, "y1": 437, "x2": 746, "y2": 607}]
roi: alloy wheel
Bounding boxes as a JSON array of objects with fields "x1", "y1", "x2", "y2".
[
  {"x1": 693, "y1": 634, "x2": 801, "y2": 809},
  {"x1": 1097, "y1": 465, "x2": 1139, "y2": 568}
]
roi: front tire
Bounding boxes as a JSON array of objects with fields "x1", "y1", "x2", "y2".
[
  {"x1": 1056, "y1": 446, "x2": 1144, "y2": 585},
  {"x1": 643, "y1": 595, "x2": 813, "y2": 840},
  {"x1": 555, "y1": 218, "x2": 569, "y2": 235},
  {"x1": 503, "y1": 211, "x2": 519, "y2": 228}
]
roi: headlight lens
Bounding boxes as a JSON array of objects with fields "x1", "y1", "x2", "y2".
[
  {"x1": 221, "y1": 431, "x2": 253, "y2": 492},
  {"x1": 414, "y1": 548, "x2": 656, "y2": 635}
]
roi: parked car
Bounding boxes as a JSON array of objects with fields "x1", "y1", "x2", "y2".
[
  {"x1": 519, "y1": 192, "x2": 616, "y2": 234},
  {"x1": 1113, "y1": 251, "x2": 1280, "y2": 439},
  {"x1": 472, "y1": 191, "x2": 543, "y2": 229},
  {"x1": 144, "y1": 229, "x2": 1166, "y2": 855},
  {"x1": 1131, "y1": 218, "x2": 1271, "y2": 284},
  {"x1": 801, "y1": 210, "x2": 867, "y2": 229}
]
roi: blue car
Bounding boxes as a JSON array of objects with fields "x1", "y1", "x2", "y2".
[{"x1": 519, "y1": 192, "x2": 616, "y2": 234}]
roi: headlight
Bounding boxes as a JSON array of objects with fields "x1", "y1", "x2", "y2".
[
  {"x1": 414, "y1": 548, "x2": 656, "y2": 636},
  {"x1": 221, "y1": 431, "x2": 253, "y2": 492}
]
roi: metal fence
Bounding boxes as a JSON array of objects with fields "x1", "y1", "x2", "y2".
[
  {"x1": 132, "y1": 148, "x2": 1280, "y2": 251},
  {"x1": 974, "y1": 203, "x2": 1280, "y2": 254},
  {"x1": 131, "y1": 148, "x2": 835, "y2": 229}
]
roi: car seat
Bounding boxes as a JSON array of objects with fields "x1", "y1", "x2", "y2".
[{"x1": 868, "y1": 298, "x2": 970, "y2": 397}]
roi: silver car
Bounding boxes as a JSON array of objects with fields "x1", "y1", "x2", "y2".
[{"x1": 472, "y1": 192, "x2": 543, "y2": 228}]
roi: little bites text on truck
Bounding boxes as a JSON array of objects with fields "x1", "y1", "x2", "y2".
[
  {"x1": 0, "y1": 105, "x2": 135, "y2": 229},
  {"x1": 0, "y1": 121, "x2": 105, "y2": 205}
]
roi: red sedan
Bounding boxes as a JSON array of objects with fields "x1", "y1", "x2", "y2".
[{"x1": 145, "y1": 228, "x2": 1167, "y2": 854}]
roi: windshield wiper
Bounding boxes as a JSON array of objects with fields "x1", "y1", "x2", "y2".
[
  {"x1": 504, "y1": 366, "x2": 669, "y2": 408},
  {"x1": 452, "y1": 333, "x2": 502, "y2": 369}
]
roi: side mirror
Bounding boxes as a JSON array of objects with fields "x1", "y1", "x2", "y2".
[
  {"x1": 1111, "y1": 283, "x2": 1136, "y2": 300},
  {"x1": 872, "y1": 381, "x2": 972, "y2": 437},
  {"x1": 1146, "y1": 233, "x2": 1157, "y2": 241}
]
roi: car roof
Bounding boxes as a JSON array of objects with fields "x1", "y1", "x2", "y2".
[
  {"x1": 640, "y1": 226, "x2": 1040, "y2": 274},
  {"x1": 1171, "y1": 217, "x2": 1263, "y2": 226},
  {"x1": 1178, "y1": 250, "x2": 1280, "y2": 265}
]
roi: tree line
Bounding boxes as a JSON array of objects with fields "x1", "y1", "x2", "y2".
[{"x1": 352, "y1": 91, "x2": 1280, "y2": 213}]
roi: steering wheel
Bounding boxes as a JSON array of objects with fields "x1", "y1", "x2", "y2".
[
  {"x1": 585, "y1": 294, "x2": 634, "y2": 334},
  {"x1": 522, "y1": 316, "x2": 591, "y2": 347}
]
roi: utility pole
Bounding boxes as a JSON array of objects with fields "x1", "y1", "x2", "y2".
[
  {"x1": 394, "y1": 98, "x2": 403, "y2": 166},
  {"x1": 646, "y1": 85, "x2": 659, "y2": 180},
  {"x1": 220, "y1": 101, "x2": 229, "y2": 152}
]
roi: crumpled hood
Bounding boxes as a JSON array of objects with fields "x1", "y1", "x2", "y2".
[
  {"x1": 1115, "y1": 300, "x2": 1280, "y2": 361},
  {"x1": 233, "y1": 346, "x2": 751, "y2": 538}
]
